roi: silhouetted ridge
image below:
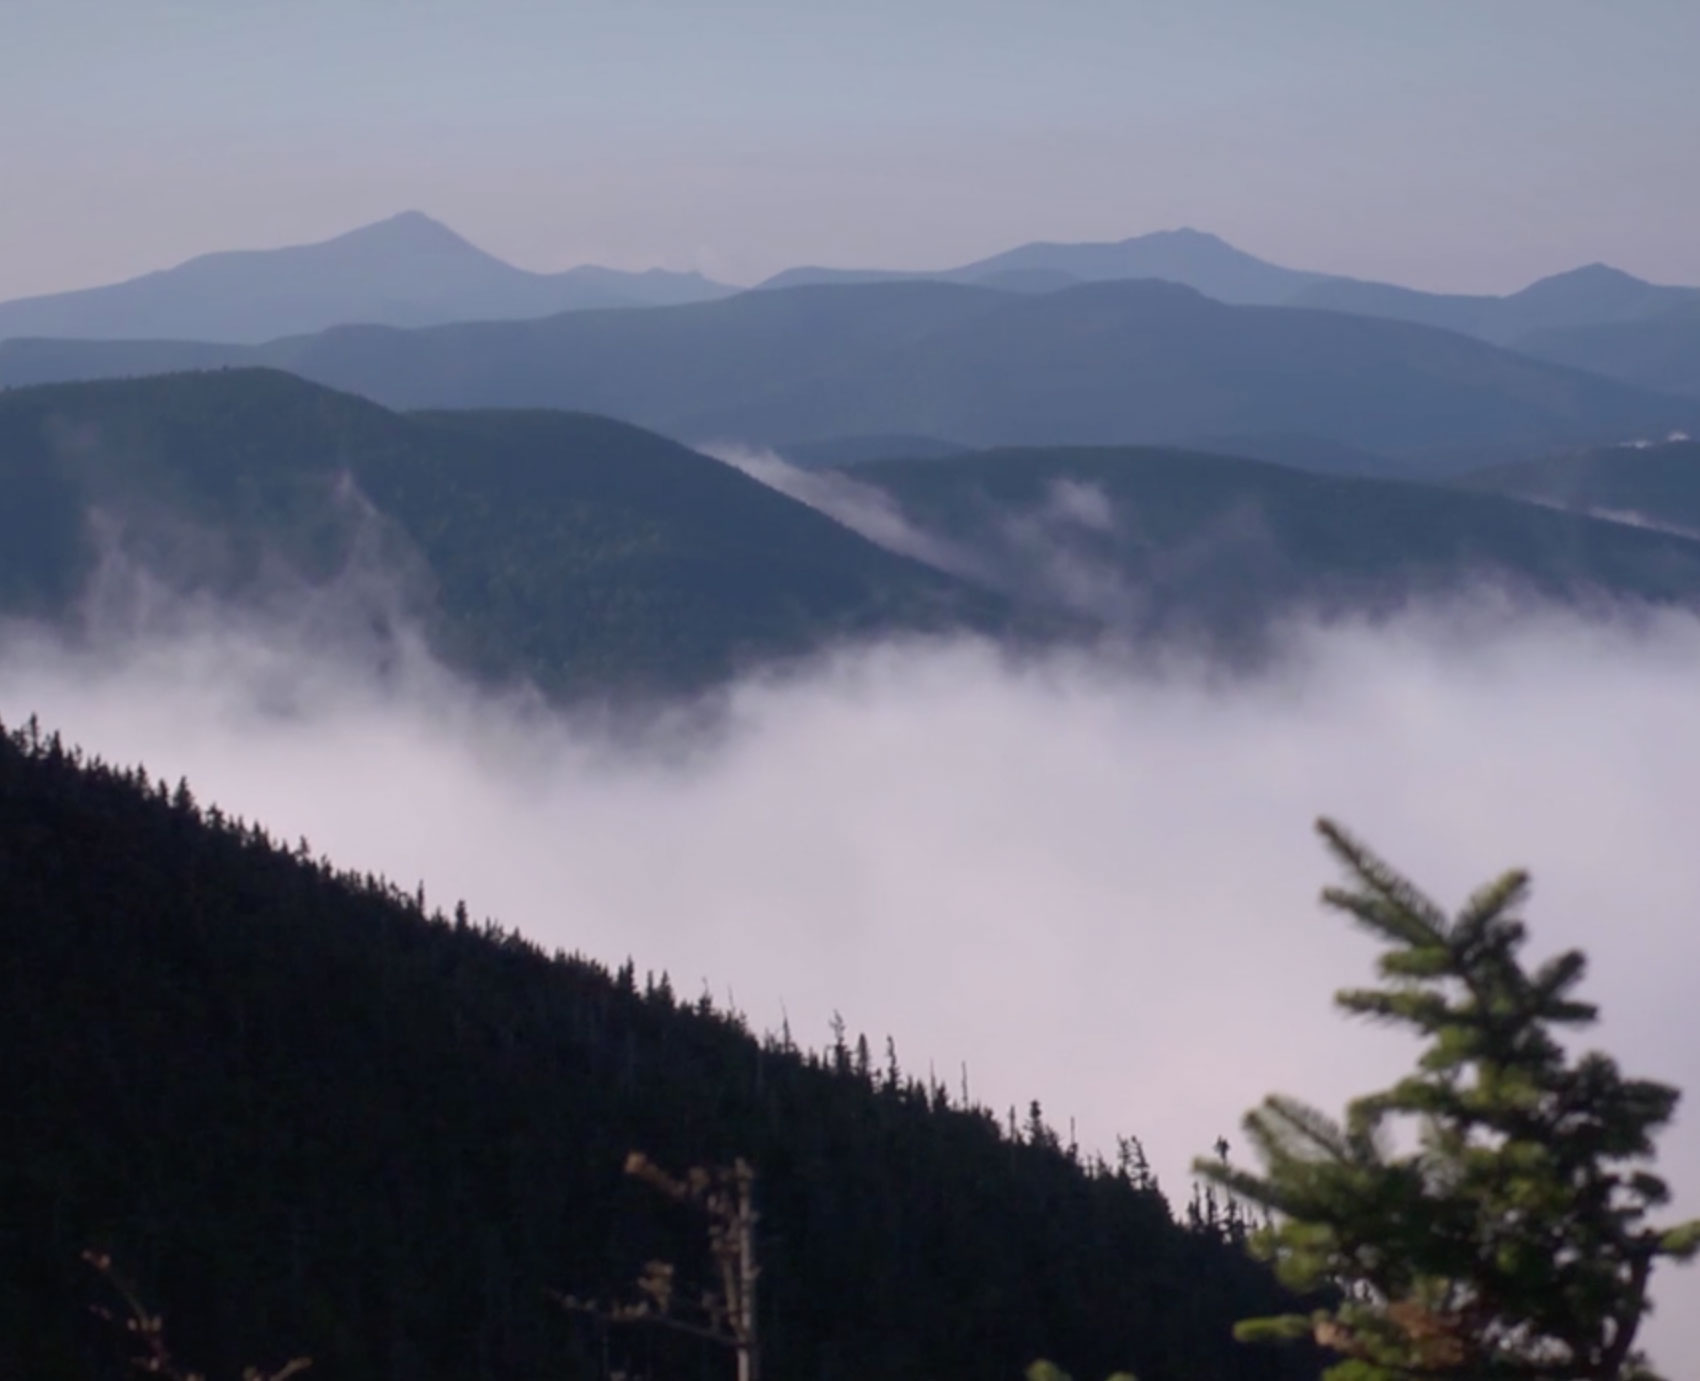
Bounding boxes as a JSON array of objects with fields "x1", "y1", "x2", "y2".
[{"x1": 0, "y1": 716, "x2": 1317, "y2": 1381}]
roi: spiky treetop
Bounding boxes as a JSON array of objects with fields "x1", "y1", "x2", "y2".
[{"x1": 1197, "y1": 819, "x2": 1700, "y2": 1381}]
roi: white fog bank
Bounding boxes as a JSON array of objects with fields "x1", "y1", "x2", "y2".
[{"x1": 4, "y1": 605, "x2": 1700, "y2": 1368}]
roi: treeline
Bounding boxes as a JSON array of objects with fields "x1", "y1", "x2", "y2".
[{"x1": 0, "y1": 715, "x2": 1319, "y2": 1381}]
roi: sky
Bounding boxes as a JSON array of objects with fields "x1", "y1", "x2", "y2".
[{"x1": 4, "y1": 0, "x2": 1700, "y2": 298}]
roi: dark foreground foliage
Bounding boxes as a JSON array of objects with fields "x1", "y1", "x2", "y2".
[{"x1": 0, "y1": 716, "x2": 1318, "y2": 1381}]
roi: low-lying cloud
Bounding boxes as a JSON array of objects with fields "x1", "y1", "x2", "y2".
[
  {"x1": 706, "y1": 443, "x2": 1147, "y2": 622},
  {"x1": 5, "y1": 598, "x2": 1700, "y2": 1368},
  {"x1": 704, "y1": 442, "x2": 993, "y2": 579}
]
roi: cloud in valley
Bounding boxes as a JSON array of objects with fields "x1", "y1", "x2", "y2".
[
  {"x1": 4, "y1": 597, "x2": 1700, "y2": 1368},
  {"x1": 703, "y1": 442, "x2": 992, "y2": 581},
  {"x1": 706, "y1": 443, "x2": 1149, "y2": 625}
]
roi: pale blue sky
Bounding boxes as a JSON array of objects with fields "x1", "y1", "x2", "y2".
[{"x1": 4, "y1": 0, "x2": 1698, "y2": 298}]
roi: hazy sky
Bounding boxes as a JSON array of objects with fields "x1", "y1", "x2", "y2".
[{"x1": 5, "y1": 0, "x2": 1699, "y2": 298}]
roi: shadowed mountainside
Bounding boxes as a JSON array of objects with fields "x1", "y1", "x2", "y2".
[
  {"x1": 0, "y1": 717, "x2": 1322, "y2": 1381},
  {"x1": 1512, "y1": 303, "x2": 1700, "y2": 402},
  {"x1": 0, "y1": 370, "x2": 1005, "y2": 697},
  {"x1": 1459, "y1": 439, "x2": 1700, "y2": 536},
  {"x1": 9, "y1": 371, "x2": 1700, "y2": 693},
  {"x1": 833, "y1": 443, "x2": 1700, "y2": 636}
]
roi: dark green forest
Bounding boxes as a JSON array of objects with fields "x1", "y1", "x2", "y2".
[
  {"x1": 1461, "y1": 439, "x2": 1700, "y2": 533},
  {"x1": 0, "y1": 715, "x2": 1322, "y2": 1381},
  {"x1": 0, "y1": 370, "x2": 1007, "y2": 697},
  {"x1": 841, "y1": 443, "x2": 1700, "y2": 638}
]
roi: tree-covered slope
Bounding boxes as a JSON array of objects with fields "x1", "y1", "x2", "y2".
[
  {"x1": 839, "y1": 444, "x2": 1700, "y2": 637},
  {"x1": 4, "y1": 280, "x2": 1696, "y2": 470},
  {"x1": 1459, "y1": 439, "x2": 1700, "y2": 536},
  {"x1": 0, "y1": 370, "x2": 1003, "y2": 695},
  {"x1": 0, "y1": 718, "x2": 1317, "y2": 1381}
]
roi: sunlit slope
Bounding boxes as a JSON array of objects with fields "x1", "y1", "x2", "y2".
[
  {"x1": 0, "y1": 370, "x2": 1004, "y2": 695},
  {"x1": 4, "y1": 279, "x2": 1697, "y2": 470},
  {"x1": 841, "y1": 444, "x2": 1700, "y2": 635}
]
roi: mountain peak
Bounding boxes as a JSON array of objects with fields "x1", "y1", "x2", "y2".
[
  {"x1": 1520, "y1": 262, "x2": 1650, "y2": 294},
  {"x1": 1138, "y1": 226, "x2": 1232, "y2": 247},
  {"x1": 332, "y1": 210, "x2": 483, "y2": 257}
]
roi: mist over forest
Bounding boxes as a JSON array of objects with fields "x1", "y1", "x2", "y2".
[{"x1": 7, "y1": 558, "x2": 1700, "y2": 1368}]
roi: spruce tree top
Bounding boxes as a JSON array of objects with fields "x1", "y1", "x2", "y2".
[{"x1": 1198, "y1": 819, "x2": 1700, "y2": 1381}]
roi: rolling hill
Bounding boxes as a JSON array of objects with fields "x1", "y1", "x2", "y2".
[
  {"x1": 0, "y1": 370, "x2": 1003, "y2": 697},
  {"x1": 0, "y1": 212, "x2": 734, "y2": 344},
  {"x1": 5, "y1": 280, "x2": 1696, "y2": 473},
  {"x1": 1291, "y1": 263, "x2": 1700, "y2": 349},
  {"x1": 9, "y1": 371, "x2": 1700, "y2": 699},
  {"x1": 1459, "y1": 438, "x2": 1700, "y2": 536},
  {"x1": 758, "y1": 227, "x2": 1335, "y2": 305},
  {"x1": 1513, "y1": 303, "x2": 1700, "y2": 401},
  {"x1": 833, "y1": 443, "x2": 1700, "y2": 638}
]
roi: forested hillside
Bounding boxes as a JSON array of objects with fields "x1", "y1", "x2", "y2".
[
  {"x1": 12, "y1": 371, "x2": 1700, "y2": 696},
  {"x1": 1459, "y1": 439, "x2": 1700, "y2": 534},
  {"x1": 0, "y1": 370, "x2": 1006, "y2": 696},
  {"x1": 839, "y1": 443, "x2": 1700, "y2": 638},
  {"x1": 0, "y1": 717, "x2": 1319, "y2": 1381}
]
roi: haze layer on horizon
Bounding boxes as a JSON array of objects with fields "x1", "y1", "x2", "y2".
[{"x1": 5, "y1": 0, "x2": 1698, "y2": 301}]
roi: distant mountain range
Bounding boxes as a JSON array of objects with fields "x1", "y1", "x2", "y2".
[
  {"x1": 7, "y1": 214, "x2": 1699, "y2": 391},
  {"x1": 757, "y1": 227, "x2": 1334, "y2": 306},
  {"x1": 0, "y1": 212, "x2": 734, "y2": 344},
  {"x1": 758, "y1": 230, "x2": 1700, "y2": 396},
  {"x1": 5, "y1": 279, "x2": 1695, "y2": 475}
]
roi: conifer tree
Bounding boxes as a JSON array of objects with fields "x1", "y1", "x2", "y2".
[{"x1": 1197, "y1": 819, "x2": 1700, "y2": 1381}]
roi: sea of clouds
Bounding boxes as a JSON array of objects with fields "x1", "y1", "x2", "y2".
[{"x1": 5, "y1": 578, "x2": 1700, "y2": 1367}]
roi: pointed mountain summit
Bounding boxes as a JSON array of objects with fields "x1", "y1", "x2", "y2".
[
  {"x1": 0, "y1": 212, "x2": 734, "y2": 344},
  {"x1": 336, "y1": 208, "x2": 488, "y2": 255}
]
